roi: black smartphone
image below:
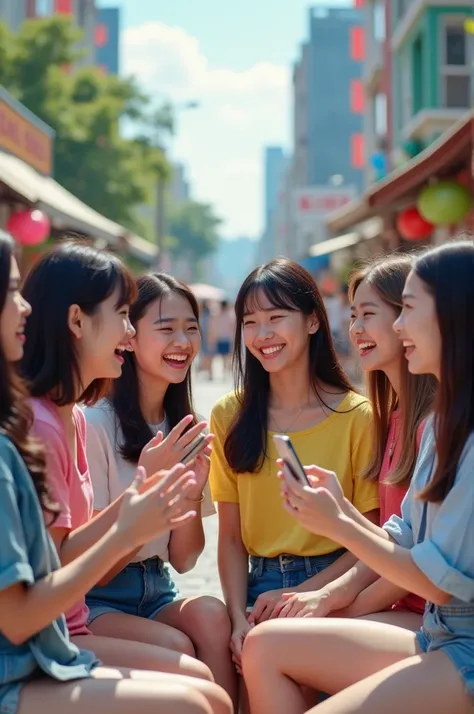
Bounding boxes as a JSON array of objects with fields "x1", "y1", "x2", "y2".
[
  {"x1": 182, "y1": 434, "x2": 207, "y2": 465},
  {"x1": 273, "y1": 434, "x2": 311, "y2": 486}
]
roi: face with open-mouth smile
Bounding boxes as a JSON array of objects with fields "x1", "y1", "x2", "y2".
[
  {"x1": 350, "y1": 279, "x2": 401, "y2": 375},
  {"x1": 242, "y1": 289, "x2": 318, "y2": 374},
  {"x1": 130, "y1": 292, "x2": 201, "y2": 385},
  {"x1": 393, "y1": 270, "x2": 441, "y2": 379},
  {"x1": 0, "y1": 256, "x2": 32, "y2": 363}
]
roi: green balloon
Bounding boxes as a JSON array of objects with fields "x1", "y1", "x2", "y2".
[{"x1": 418, "y1": 181, "x2": 472, "y2": 225}]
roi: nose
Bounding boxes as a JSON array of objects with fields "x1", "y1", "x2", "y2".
[
  {"x1": 172, "y1": 328, "x2": 191, "y2": 348},
  {"x1": 21, "y1": 296, "x2": 32, "y2": 318},
  {"x1": 126, "y1": 317, "x2": 136, "y2": 339},
  {"x1": 255, "y1": 322, "x2": 275, "y2": 342},
  {"x1": 350, "y1": 317, "x2": 364, "y2": 335},
  {"x1": 393, "y1": 313, "x2": 403, "y2": 335}
]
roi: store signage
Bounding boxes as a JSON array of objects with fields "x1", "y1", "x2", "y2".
[{"x1": 0, "y1": 91, "x2": 54, "y2": 175}]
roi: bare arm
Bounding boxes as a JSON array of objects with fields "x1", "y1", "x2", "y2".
[
  {"x1": 334, "y1": 577, "x2": 411, "y2": 618},
  {"x1": 0, "y1": 524, "x2": 128, "y2": 645},
  {"x1": 217, "y1": 502, "x2": 249, "y2": 627},
  {"x1": 168, "y1": 500, "x2": 205, "y2": 574}
]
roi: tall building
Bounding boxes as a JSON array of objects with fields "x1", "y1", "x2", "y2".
[
  {"x1": 170, "y1": 163, "x2": 190, "y2": 206},
  {"x1": 0, "y1": 0, "x2": 29, "y2": 30},
  {"x1": 292, "y1": 43, "x2": 309, "y2": 189},
  {"x1": 264, "y1": 146, "x2": 288, "y2": 226},
  {"x1": 306, "y1": 6, "x2": 365, "y2": 193},
  {"x1": 95, "y1": 6, "x2": 119, "y2": 75}
]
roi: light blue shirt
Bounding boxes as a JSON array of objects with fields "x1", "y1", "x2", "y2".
[
  {"x1": 0, "y1": 435, "x2": 97, "y2": 712},
  {"x1": 384, "y1": 417, "x2": 474, "y2": 604}
]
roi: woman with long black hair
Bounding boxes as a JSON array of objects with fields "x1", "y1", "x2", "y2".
[
  {"x1": 243, "y1": 240, "x2": 474, "y2": 714},
  {"x1": 209, "y1": 258, "x2": 379, "y2": 672}
]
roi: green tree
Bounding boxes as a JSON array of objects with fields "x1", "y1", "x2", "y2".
[
  {"x1": 3, "y1": 16, "x2": 171, "y2": 230},
  {"x1": 167, "y1": 200, "x2": 221, "y2": 269},
  {"x1": 0, "y1": 23, "x2": 14, "y2": 86}
]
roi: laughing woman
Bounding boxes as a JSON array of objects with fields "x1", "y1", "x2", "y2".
[
  {"x1": 209, "y1": 258, "x2": 379, "y2": 672},
  {"x1": 243, "y1": 240, "x2": 474, "y2": 714},
  {"x1": 84, "y1": 273, "x2": 237, "y2": 708}
]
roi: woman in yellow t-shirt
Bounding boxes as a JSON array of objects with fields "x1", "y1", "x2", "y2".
[{"x1": 209, "y1": 258, "x2": 379, "y2": 673}]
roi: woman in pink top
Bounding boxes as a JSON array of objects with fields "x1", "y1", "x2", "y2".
[
  {"x1": 270, "y1": 254, "x2": 435, "y2": 627},
  {"x1": 19, "y1": 241, "x2": 223, "y2": 688}
]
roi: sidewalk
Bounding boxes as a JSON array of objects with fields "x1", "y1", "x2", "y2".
[{"x1": 170, "y1": 366, "x2": 232, "y2": 599}]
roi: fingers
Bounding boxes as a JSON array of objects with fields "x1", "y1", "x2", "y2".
[
  {"x1": 169, "y1": 510, "x2": 197, "y2": 530},
  {"x1": 129, "y1": 465, "x2": 146, "y2": 492},
  {"x1": 176, "y1": 420, "x2": 208, "y2": 449},
  {"x1": 247, "y1": 598, "x2": 266, "y2": 625},
  {"x1": 167, "y1": 414, "x2": 195, "y2": 444}
]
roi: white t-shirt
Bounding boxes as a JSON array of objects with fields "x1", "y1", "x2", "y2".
[{"x1": 83, "y1": 399, "x2": 215, "y2": 563}]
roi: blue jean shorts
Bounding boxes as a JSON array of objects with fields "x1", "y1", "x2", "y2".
[
  {"x1": 417, "y1": 602, "x2": 474, "y2": 703},
  {"x1": 86, "y1": 557, "x2": 180, "y2": 624},
  {"x1": 247, "y1": 549, "x2": 346, "y2": 608}
]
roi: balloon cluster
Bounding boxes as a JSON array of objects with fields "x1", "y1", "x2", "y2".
[{"x1": 397, "y1": 178, "x2": 472, "y2": 242}]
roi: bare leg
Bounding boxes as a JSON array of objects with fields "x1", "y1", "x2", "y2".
[
  {"x1": 358, "y1": 609, "x2": 422, "y2": 632},
  {"x1": 18, "y1": 666, "x2": 218, "y2": 714},
  {"x1": 90, "y1": 611, "x2": 196, "y2": 655},
  {"x1": 72, "y1": 633, "x2": 211, "y2": 681},
  {"x1": 242, "y1": 617, "x2": 419, "y2": 714},
  {"x1": 156, "y1": 596, "x2": 238, "y2": 709},
  {"x1": 307, "y1": 651, "x2": 470, "y2": 714}
]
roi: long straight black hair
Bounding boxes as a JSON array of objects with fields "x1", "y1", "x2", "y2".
[
  {"x1": 225, "y1": 258, "x2": 354, "y2": 473},
  {"x1": 21, "y1": 240, "x2": 137, "y2": 406},
  {"x1": 413, "y1": 239, "x2": 474, "y2": 503},
  {"x1": 0, "y1": 231, "x2": 57, "y2": 521},
  {"x1": 110, "y1": 272, "x2": 199, "y2": 463}
]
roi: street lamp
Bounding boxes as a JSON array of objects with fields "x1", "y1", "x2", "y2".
[{"x1": 155, "y1": 100, "x2": 200, "y2": 270}]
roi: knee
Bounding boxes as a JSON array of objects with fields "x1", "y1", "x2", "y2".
[
  {"x1": 162, "y1": 627, "x2": 196, "y2": 658},
  {"x1": 184, "y1": 597, "x2": 231, "y2": 644},
  {"x1": 242, "y1": 622, "x2": 275, "y2": 675}
]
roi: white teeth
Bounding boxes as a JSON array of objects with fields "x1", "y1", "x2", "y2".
[
  {"x1": 164, "y1": 354, "x2": 187, "y2": 362},
  {"x1": 359, "y1": 342, "x2": 376, "y2": 351},
  {"x1": 261, "y1": 345, "x2": 284, "y2": 355}
]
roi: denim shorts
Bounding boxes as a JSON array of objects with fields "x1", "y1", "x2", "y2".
[
  {"x1": 86, "y1": 557, "x2": 180, "y2": 624},
  {"x1": 247, "y1": 549, "x2": 346, "y2": 608},
  {"x1": 417, "y1": 602, "x2": 474, "y2": 703}
]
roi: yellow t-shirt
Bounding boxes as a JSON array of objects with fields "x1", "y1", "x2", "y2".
[{"x1": 210, "y1": 390, "x2": 379, "y2": 558}]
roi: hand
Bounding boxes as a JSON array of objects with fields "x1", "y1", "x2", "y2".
[
  {"x1": 280, "y1": 464, "x2": 346, "y2": 540},
  {"x1": 277, "y1": 460, "x2": 345, "y2": 505},
  {"x1": 247, "y1": 588, "x2": 287, "y2": 625},
  {"x1": 139, "y1": 416, "x2": 212, "y2": 476},
  {"x1": 116, "y1": 465, "x2": 197, "y2": 548},
  {"x1": 271, "y1": 589, "x2": 333, "y2": 619},
  {"x1": 230, "y1": 619, "x2": 253, "y2": 674},
  {"x1": 185, "y1": 447, "x2": 212, "y2": 501}
]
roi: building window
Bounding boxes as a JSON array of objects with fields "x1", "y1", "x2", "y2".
[
  {"x1": 35, "y1": 0, "x2": 53, "y2": 15},
  {"x1": 372, "y1": 0, "x2": 385, "y2": 42},
  {"x1": 374, "y1": 93, "x2": 387, "y2": 136},
  {"x1": 440, "y1": 20, "x2": 471, "y2": 109}
]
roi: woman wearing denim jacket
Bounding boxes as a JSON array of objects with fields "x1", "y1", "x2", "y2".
[{"x1": 242, "y1": 240, "x2": 474, "y2": 714}]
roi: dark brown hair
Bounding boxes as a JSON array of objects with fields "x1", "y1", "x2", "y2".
[
  {"x1": 349, "y1": 255, "x2": 435, "y2": 488},
  {"x1": 21, "y1": 240, "x2": 137, "y2": 406},
  {"x1": 225, "y1": 258, "x2": 354, "y2": 473},
  {"x1": 110, "y1": 273, "x2": 199, "y2": 463},
  {"x1": 413, "y1": 240, "x2": 474, "y2": 502},
  {"x1": 0, "y1": 231, "x2": 57, "y2": 521}
]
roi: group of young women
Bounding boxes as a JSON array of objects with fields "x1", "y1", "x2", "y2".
[{"x1": 0, "y1": 227, "x2": 473, "y2": 714}]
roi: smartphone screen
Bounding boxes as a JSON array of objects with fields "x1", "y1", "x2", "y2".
[
  {"x1": 272, "y1": 434, "x2": 311, "y2": 486},
  {"x1": 182, "y1": 434, "x2": 207, "y2": 465}
]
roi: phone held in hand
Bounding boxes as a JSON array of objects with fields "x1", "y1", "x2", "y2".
[
  {"x1": 273, "y1": 434, "x2": 311, "y2": 486},
  {"x1": 182, "y1": 433, "x2": 207, "y2": 465}
]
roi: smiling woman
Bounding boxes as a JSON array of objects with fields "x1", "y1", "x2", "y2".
[
  {"x1": 208, "y1": 258, "x2": 379, "y2": 675},
  {"x1": 83, "y1": 272, "x2": 238, "y2": 708}
]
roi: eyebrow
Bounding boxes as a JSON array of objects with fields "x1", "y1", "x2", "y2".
[
  {"x1": 243, "y1": 306, "x2": 290, "y2": 317},
  {"x1": 350, "y1": 301, "x2": 379, "y2": 310},
  {"x1": 153, "y1": 316, "x2": 198, "y2": 325},
  {"x1": 402, "y1": 293, "x2": 416, "y2": 300}
]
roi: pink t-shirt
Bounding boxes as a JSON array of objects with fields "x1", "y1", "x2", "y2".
[
  {"x1": 31, "y1": 398, "x2": 93, "y2": 636},
  {"x1": 379, "y1": 410, "x2": 426, "y2": 615}
]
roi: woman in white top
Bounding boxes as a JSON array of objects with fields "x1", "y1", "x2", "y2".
[{"x1": 84, "y1": 273, "x2": 237, "y2": 708}]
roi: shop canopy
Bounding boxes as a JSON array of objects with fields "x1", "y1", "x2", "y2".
[
  {"x1": 0, "y1": 150, "x2": 156, "y2": 264},
  {"x1": 326, "y1": 110, "x2": 474, "y2": 236}
]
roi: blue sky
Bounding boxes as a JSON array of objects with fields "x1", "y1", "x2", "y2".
[{"x1": 98, "y1": 0, "x2": 351, "y2": 238}]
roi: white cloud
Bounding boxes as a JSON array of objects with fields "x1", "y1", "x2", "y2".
[{"x1": 121, "y1": 22, "x2": 290, "y2": 238}]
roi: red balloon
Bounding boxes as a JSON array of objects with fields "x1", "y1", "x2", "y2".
[
  {"x1": 6, "y1": 209, "x2": 50, "y2": 246},
  {"x1": 397, "y1": 206, "x2": 433, "y2": 241}
]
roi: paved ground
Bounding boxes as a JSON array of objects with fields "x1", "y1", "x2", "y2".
[{"x1": 170, "y1": 364, "x2": 232, "y2": 599}]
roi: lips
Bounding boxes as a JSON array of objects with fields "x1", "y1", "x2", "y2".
[
  {"x1": 114, "y1": 345, "x2": 126, "y2": 364},
  {"x1": 163, "y1": 353, "x2": 190, "y2": 369},
  {"x1": 16, "y1": 324, "x2": 26, "y2": 343},
  {"x1": 259, "y1": 344, "x2": 285, "y2": 359},
  {"x1": 402, "y1": 341, "x2": 416, "y2": 359},
  {"x1": 357, "y1": 340, "x2": 376, "y2": 357}
]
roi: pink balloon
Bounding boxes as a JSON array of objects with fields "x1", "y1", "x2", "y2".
[{"x1": 6, "y1": 209, "x2": 50, "y2": 246}]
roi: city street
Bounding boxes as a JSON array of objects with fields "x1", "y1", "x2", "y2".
[{"x1": 170, "y1": 366, "x2": 233, "y2": 599}]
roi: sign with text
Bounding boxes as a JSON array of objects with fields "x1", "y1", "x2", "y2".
[
  {"x1": 0, "y1": 92, "x2": 54, "y2": 175},
  {"x1": 293, "y1": 186, "x2": 357, "y2": 224}
]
